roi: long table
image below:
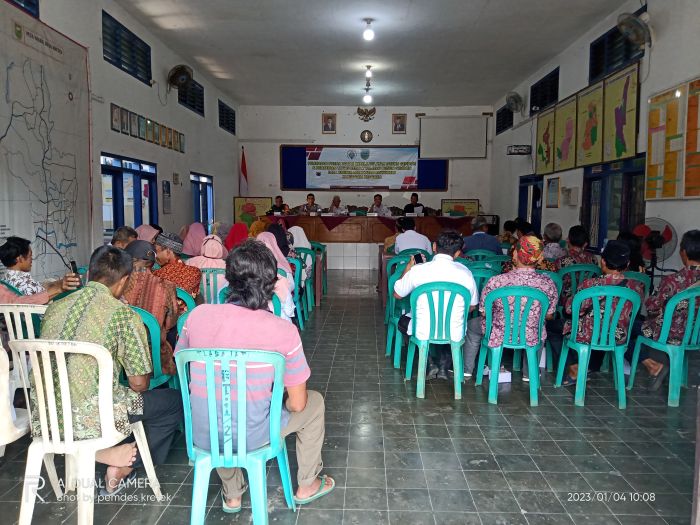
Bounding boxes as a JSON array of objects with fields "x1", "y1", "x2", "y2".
[{"x1": 262, "y1": 215, "x2": 473, "y2": 243}]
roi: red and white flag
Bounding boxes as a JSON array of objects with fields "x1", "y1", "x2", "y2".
[{"x1": 240, "y1": 146, "x2": 248, "y2": 196}]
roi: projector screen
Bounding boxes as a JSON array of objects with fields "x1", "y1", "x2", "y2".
[{"x1": 419, "y1": 116, "x2": 488, "y2": 159}]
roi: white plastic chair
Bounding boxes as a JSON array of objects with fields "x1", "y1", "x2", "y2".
[
  {"x1": 0, "y1": 348, "x2": 30, "y2": 457},
  {"x1": 10, "y1": 339, "x2": 163, "y2": 525},
  {"x1": 0, "y1": 304, "x2": 47, "y2": 400}
]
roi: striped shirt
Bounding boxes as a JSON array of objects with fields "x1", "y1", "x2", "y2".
[{"x1": 176, "y1": 304, "x2": 310, "y2": 450}]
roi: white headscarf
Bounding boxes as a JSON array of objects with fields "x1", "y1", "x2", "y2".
[{"x1": 288, "y1": 226, "x2": 311, "y2": 251}]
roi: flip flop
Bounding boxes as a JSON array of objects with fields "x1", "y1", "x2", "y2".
[
  {"x1": 100, "y1": 469, "x2": 137, "y2": 497},
  {"x1": 221, "y1": 493, "x2": 242, "y2": 514},
  {"x1": 562, "y1": 375, "x2": 577, "y2": 387},
  {"x1": 293, "y1": 475, "x2": 335, "y2": 505}
]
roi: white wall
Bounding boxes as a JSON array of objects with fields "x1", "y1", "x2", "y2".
[
  {"x1": 39, "y1": 0, "x2": 239, "y2": 247},
  {"x1": 490, "y1": 0, "x2": 700, "y2": 268},
  {"x1": 238, "y1": 105, "x2": 492, "y2": 212}
]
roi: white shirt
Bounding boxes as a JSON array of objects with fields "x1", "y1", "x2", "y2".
[
  {"x1": 394, "y1": 230, "x2": 433, "y2": 255},
  {"x1": 393, "y1": 254, "x2": 479, "y2": 341},
  {"x1": 369, "y1": 203, "x2": 392, "y2": 217}
]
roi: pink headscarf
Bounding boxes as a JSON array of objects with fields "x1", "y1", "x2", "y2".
[
  {"x1": 136, "y1": 224, "x2": 159, "y2": 243},
  {"x1": 185, "y1": 235, "x2": 228, "y2": 292},
  {"x1": 257, "y1": 232, "x2": 292, "y2": 274},
  {"x1": 182, "y1": 222, "x2": 207, "y2": 256}
]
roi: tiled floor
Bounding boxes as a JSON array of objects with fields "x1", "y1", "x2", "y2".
[{"x1": 0, "y1": 269, "x2": 697, "y2": 524}]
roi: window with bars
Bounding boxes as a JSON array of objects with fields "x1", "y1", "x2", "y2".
[
  {"x1": 102, "y1": 11, "x2": 152, "y2": 85},
  {"x1": 179, "y1": 79, "x2": 205, "y2": 116},
  {"x1": 589, "y1": 6, "x2": 646, "y2": 83},
  {"x1": 218, "y1": 100, "x2": 236, "y2": 135},
  {"x1": 10, "y1": 0, "x2": 39, "y2": 17},
  {"x1": 495, "y1": 105, "x2": 513, "y2": 135},
  {"x1": 529, "y1": 68, "x2": 559, "y2": 116}
]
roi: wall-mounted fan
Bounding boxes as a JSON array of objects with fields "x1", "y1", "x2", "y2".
[
  {"x1": 167, "y1": 65, "x2": 193, "y2": 91},
  {"x1": 617, "y1": 11, "x2": 653, "y2": 48},
  {"x1": 505, "y1": 91, "x2": 524, "y2": 113}
]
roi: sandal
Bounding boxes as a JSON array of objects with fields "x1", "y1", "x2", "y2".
[
  {"x1": 293, "y1": 475, "x2": 335, "y2": 505},
  {"x1": 562, "y1": 375, "x2": 577, "y2": 387},
  {"x1": 222, "y1": 493, "x2": 242, "y2": 514},
  {"x1": 100, "y1": 469, "x2": 137, "y2": 497}
]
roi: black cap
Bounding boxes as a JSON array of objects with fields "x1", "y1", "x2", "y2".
[
  {"x1": 125, "y1": 240, "x2": 156, "y2": 263},
  {"x1": 602, "y1": 240, "x2": 630, "y2": 268}
]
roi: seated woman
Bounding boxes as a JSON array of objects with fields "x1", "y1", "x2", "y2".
[
  {"x1": 0, "y1": 236, "x2": 80, "y2": 298},
  {"x1": 136, "y1": 224, "x2": 160, "y2": 243},
  {"x1": 289, "y1": 226, "x2": 314, "y2": 281},
  {"x1": 256, "y1": 232, "x2": 296, "y2": 320},
  {"x1": 186, "y1": 235, "x2": 229, "y2": 294},
  {"x1": 224, "y1": 223, "x2": 249, "y2": 251},
  {"x1": 182, "y1": 222, "x2": 207, "y2": 257},
  {"x1": 542, "y1": 223, "x2": 566, "y2": 260}
]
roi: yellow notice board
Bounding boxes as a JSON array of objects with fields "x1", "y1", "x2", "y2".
[
  {"x1": 645, "y1": 85, "x2": 686, "y2": 199},
  {"x1": 603, "y1": 63, "x2": 638, "y2": 162},
  {"x1": 554, "y1": 96, "x2": 577, "y2": 172},
  {"x1": 685, "y1": 78, "x2": 700, "y2": 197},
  {"x1": 535, "y1": 109, "x2": 555, "y2": 174},
  {"x1": 576, "y1": 81, "x2": 604, "y2": 166}
]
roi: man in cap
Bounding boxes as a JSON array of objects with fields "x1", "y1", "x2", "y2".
[
  {"x1": 463, "y1": 216, "x2": 501, "y2": 255},
  {"x1": 153, "y1": 232, "x2": 202, "y2": 298},
  {"x1": 122, "y1": 240, "x2": 180, "y2": 375}
]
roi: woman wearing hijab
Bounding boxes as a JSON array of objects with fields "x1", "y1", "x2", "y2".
[
  {"x1": 182, "y1": 222, "x2": 207, "y2": 257},
  {"x1": 267, "y1": 223, "x2": 291, "y2": 257},
  {"x1": 288, "y1": 226, "x2": 313, "y2": 280},
  {"x1": 185, "y1": 235, "x2": 228, "y2": 293},
  {"x1": 248, "y1": 219, "x2": 268, "y2": 238},
  {"x1": 136, "y1": 224, "x2": 159, "y2": 243},
  {"x1": 224, "y1": 223, "x2": 249, "y2": 251},
  {"x1": 256, "y1": 232, "x2": 296, "y2": 320}
]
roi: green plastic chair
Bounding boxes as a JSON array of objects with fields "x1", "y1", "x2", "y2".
[
  {"x1": 129, "y1": 306, "x2": 174, "y2": 390},
  {"x1": 397, "y1": 248, "x2": 432, "y2": 262},
  {"x1": 384, "y1": 255, "x2": 412, "y2": 324},
  {"x1": 218, "y1": 287, "x2": 283, "y2": 317},
  {"x1": 623, "y1": 271, "x2": 652, "y2": 297},
  {"x1": 175, "y1": 348, "x2": 295, "y2": 525},
  {"x1": 627, "y1": 287, "x2": 700, "y2": 407},
  {"x1": 176, "y1": 287, "x2": 197, "y2": 312},
  {"x1": 310, "y1": 241, "x2": 328, "y2": 295},
  {"x1": 557, "y1": 263, "x2": 602, "y2": 315},
  {"x1": 287, "y1": 258, "x2": 305, "y2": 330},
  {"x1": 200, "y1": 269, "x2": 227, "y2": 304},
  {"x1": 555, "y1": 286, "x2": 641, "y2": 409},
  {"x1": 384, "y1": 258, "x2": 412, "y2": 365},
  {"x1": 456, "y1": 258, "x2": 498, "y2": 273},
  {"x1": 475, "y1": 286, "x2": 550, "y2": 406},
  {"x1": 535, "y1": 270, "x2": 564, "y2": 372},
  {"x1": 0, "y1": 280, "x2": 23, "y2": 296},
  {"x1": 403, "y1": 282, "x2": 471, "y2": 400},
  {"x1": 470, "y1": 268, "x2": 497, "y2": 296},
  {"x1": 465, "y1": 249, "x2": 496, "y2": 261},
  {"x1": 500, "y1": 242, "x2": 512, "y2": 253},
  {"x1": 295, "y1": 248, "x2": 316, "y2": 314},
  {"x1": 177, "y1": 310, "x2": 190, "y2": 335}
]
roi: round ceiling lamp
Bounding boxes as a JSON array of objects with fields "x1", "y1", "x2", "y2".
[
  {"x1": 362, "y1": 19, "x2": 375, "y2": 41},
  {"x1": 365, "y1": 65, "x2": 372, "y2": 78},
  {"x1": 363, "y1": 88, "x2": 372, "y2": 104}
]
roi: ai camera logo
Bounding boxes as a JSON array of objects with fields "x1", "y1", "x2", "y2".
[{"x1": 346, "y1": 150, "x2": 357, "y2": 160}]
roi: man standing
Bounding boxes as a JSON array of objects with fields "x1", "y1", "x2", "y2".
[
  {"x1": 369, "y1": 194, "x2": 392, "y2": 217},
  {"x1": 153, "y1": 232, "x2": 202, "y2": 298},
  {"x1": 35, "y1": 246, "x2": 182, "y2": 493},
  {"x1": 394, "y1": 217, "x2": 432, "y2": 255},
  {"x1": 463, "y1": 216, "x2": 501, "y2": 254},
  {"x1": 394, "y1": 230, "x2": 478, "y2": 380},
  {"x1": 300, "y1": 193, "x2": 322, "y2": 214}
]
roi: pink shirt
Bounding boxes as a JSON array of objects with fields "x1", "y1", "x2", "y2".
[
  {"x1": 0, "y1": 286, "x2": 49, "y2": 304},
  {"x1": 176, "y1": 304, "x2": 310, "y2": 450}
]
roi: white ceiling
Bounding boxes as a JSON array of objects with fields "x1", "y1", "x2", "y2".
[{"x1": 115, "y1": 0, "x2": 628, "y2": 107}]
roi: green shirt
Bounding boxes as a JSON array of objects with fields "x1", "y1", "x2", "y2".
[{"x1": 31, "y1": 281, "x2": 153, "y2": 439}]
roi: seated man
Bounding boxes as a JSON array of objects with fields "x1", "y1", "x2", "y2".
[
  {"x1": 328, "y1": 195, "x2": 347, "y2": 215},
  {"x1": 153, "y1": 232, "x2": 202, "y2": 299},
  {"x1": 394, "y1": 217, "x2": 432, "y2": 255},
  {"x1": 111, "y1": 226, "x2": 138, "y2": 249},
  {"x1": 463, "y1": 216, "x2": 501, "y2": 254},
  {"x1": 557, "y1": 225, "x2": 597, "y2": 268},
  {"x1": 542, "y1": 222, "x2": 566, "y2": 260},
  {"x1": 269, "y1": 195, "x2": 290, "y2": 215},
  {"x1": 403, "y1": 193, "x2": 424, "y2": 214},
  {"x1": 35, "y1": 246, "x2": 182, "y2": 493},
  {"x1": 394, "y1": 230, "x2": 478, "y2": 380},
  {"x1": 368, "y1": 194, "x2": 392, "y2": 217},
  {"x1": 0, "y1": 236, "x2": 81, "y2": 297},
  {"x1": 463, "y1": 236, "x2": 558, "y2": 380},
  {"x1": 177, "y1": 240, "x2": 334, "y2": 510},
  {"x1": 548, "y1": 240, "x2": 645, "y2": 385},
  {"x1": 122, "y1": 240, "x2": 180, "y2": 376},
  {"x1": 634, "y1": 230, "x2": 700, "y2": 391},
  {"x1": 300, "y1": 193, "x2": 322, "y2": 214},
  {"x1": 498, "y1": 220, "x2": 518, "y2": 246}
]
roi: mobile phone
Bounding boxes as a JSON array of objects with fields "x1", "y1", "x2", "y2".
[
  {"x1": 69, "y1": 260, "x2": 79, "y2": 274},
  {"x1": 413, "y1": 254, "x2": 423, "y2": 265}
]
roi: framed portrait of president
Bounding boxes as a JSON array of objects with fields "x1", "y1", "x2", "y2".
[
  {"x1": 392, "y1": 113, "x2": 407, "y2": 134},
  {"x1": 322, "y1": 113, "x2": 336, "y2": 134}
]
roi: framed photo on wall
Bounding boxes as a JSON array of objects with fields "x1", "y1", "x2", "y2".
[
  {"x1": 322, "y1": 113, "x2": 336, "y2": 134},
  {"x1": 153, "y1": 122, "x2": 160, "y2": 144},
  {"x1": 120, "y1": 108, "x2": 130, "y2": 134},
  {"x1": 166, "y1": 127, "x2": 173, "y2": 149},
  {"x1": 138, "y1": 116, "x2": 146, "y2": 140},
  {"x1": 173, "y1": 130, "x2": 180, "y2": 151},
  {"x1": 110, "y1": 104, "x2": 120, "y2": 132},
  {"x1": 145, "y1": 119, "x2": 154, "y2": 142},
  {"x1": 440, "y1": 199, "x2": 479, "y2": 217},
  {"x1": 546, "y1": 176, "x2": 560, "y2": 208},
  {"x1": 233, "y1": 197, "x2": 273, "y2": 227},
  {"x1": 392, "y1": 113, "x2": 407, "y2": 134},
  {"x1": 179, "y1": 133, "x2": 185, "y2": 153},
  {"x1": 129, "y1": 112, "x2": 139, "y2": 137},
  {"x1": 160, "y1": 124, "x2": 167, "y2": 146}
]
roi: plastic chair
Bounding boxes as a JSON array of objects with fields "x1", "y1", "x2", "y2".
[
  {"x1": 177, "y1": 311, "x2": 190, "y2": 335},
  {"x1": 200, "y1": 269, "x2": 227, "y2": 304},
  {"x1": 627, "y1": 287, "x2": 700, "y2": 407},
  {"x1": 536, "y1": 270, "x2": 563, "y2": 372},
  {"x1": 0, "y1": 348, "x2": 30, "y2": 459},
  {"x1": 384, "y1": 258, "x2": 412, "y2": 367},
  {"x1": 384, "y1": 255, "x2": 412, "y2": 323},
  {"x1": 12, "y1": 339, "x2": 162, "y2": 525},
  {"x1": 554, "y1": 286, "x2": 641, "y2": 409},
  {"x1": 129, "y1": 306, "x2": 173, "y2": 390},
  {"x1": 295, "y1": 248, "x2": 316, "y2": 314},
  {"x1": 287, "y1": 258, "x2": 305, "y2": 330},
  {"x1": 176, "y1": 287, "x2": 197, "y2": 312},
  {"x1": 1, "y1": 280, "x2": 23, "y2": 295},
  {"x1": 218, "y1": 287, "x2": 283, "y2": 317},
  {"x1": 465, "y1": 249, "x2": 497, "y2": 261},
  {"x1": 397, "y1": 248, "x2": 432, "y2": 262},
  {"x1": 623, "y1": 271, "x2": 652, "y2": 298},
  {"x1": 403, "y1": 282, "x2": 472, "y2": 399},
  {"x1": 175, "y1": 348, "x2": 296, "y2": 525},
  {"x1": 475, "y1": 286, "x2": 550, "y2": 406},
  {"x1": 557, "y1": 263, "x2": 602, "y2": 315},
  {"x1": 310, "y1": 241, "x2": 328, "y2": 295}
]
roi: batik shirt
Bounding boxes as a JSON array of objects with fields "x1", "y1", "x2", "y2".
[
  {"x1": 557, "y1": 247, "x2": 598, "y2": 300},
  {"x1": 153, "y1": 259, "x2": 201, "y2": 297},
  {"x1": 642, "y1": 266, "x2": 700, "y2": 344},
  {"x1": 0, "y1": 268, "x2": 45, "y2": 295},
  {"x1": 479, "y1": 268, "x2": 558, "y2": 348},
  {"x1": 32, "y1": 281, "x2": 152, "y2": 439},
  {"x1": 543, "y1": 243, "x2": 566, "y2": 261},
  {"x1": 563, "y1": 274, "x2": 645, "y2": 344}
]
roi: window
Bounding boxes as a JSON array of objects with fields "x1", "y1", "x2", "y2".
[
  {"x1": 101, "y1": 154, "x2": 158, "y2": 240},
  {"x1": 179, "y1": 80, "x2": 205, "y2": 116},
  {"x1": 581, "y1": 155, "x2": 646, "y2": 251},
  {"x1": 218, "y1": 100, "x2": 236, "y2": 135},
  {"x1": 102, "y1": 11, "x2": 152, "y2": 85},
  {"x1": 495, "y1": 105, "x2": 513, "y2": 135},
  {"x1": 191, "y1": 173, "x2": 214, "y2": 227},
  {"x1": 10, "y1": 0, "x2": 39, "y2": 17},
  {"x1": 589, "y1": 6, "x2": 646, "y2": 83},
  {"x1": 529, "y1": 68, "x2": 559, "y2": 116}
]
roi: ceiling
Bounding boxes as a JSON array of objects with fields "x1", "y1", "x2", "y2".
[{"x1": 115, "y1": 0, "x2": 628, "y2": 107}]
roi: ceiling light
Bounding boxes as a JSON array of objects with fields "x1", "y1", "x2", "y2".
[
  {"x1": 362, "y1": 19, "x2": 374, "y2": 41},
  {"x1": 365, "y1": 65, "x2": 372, "y2": 78},
  {"x1": 675, "y1": 89, "x2": 682, "y2": 98},
  {"x1": 363, "y1": 87, "x2": 372, "y2": 104}
]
